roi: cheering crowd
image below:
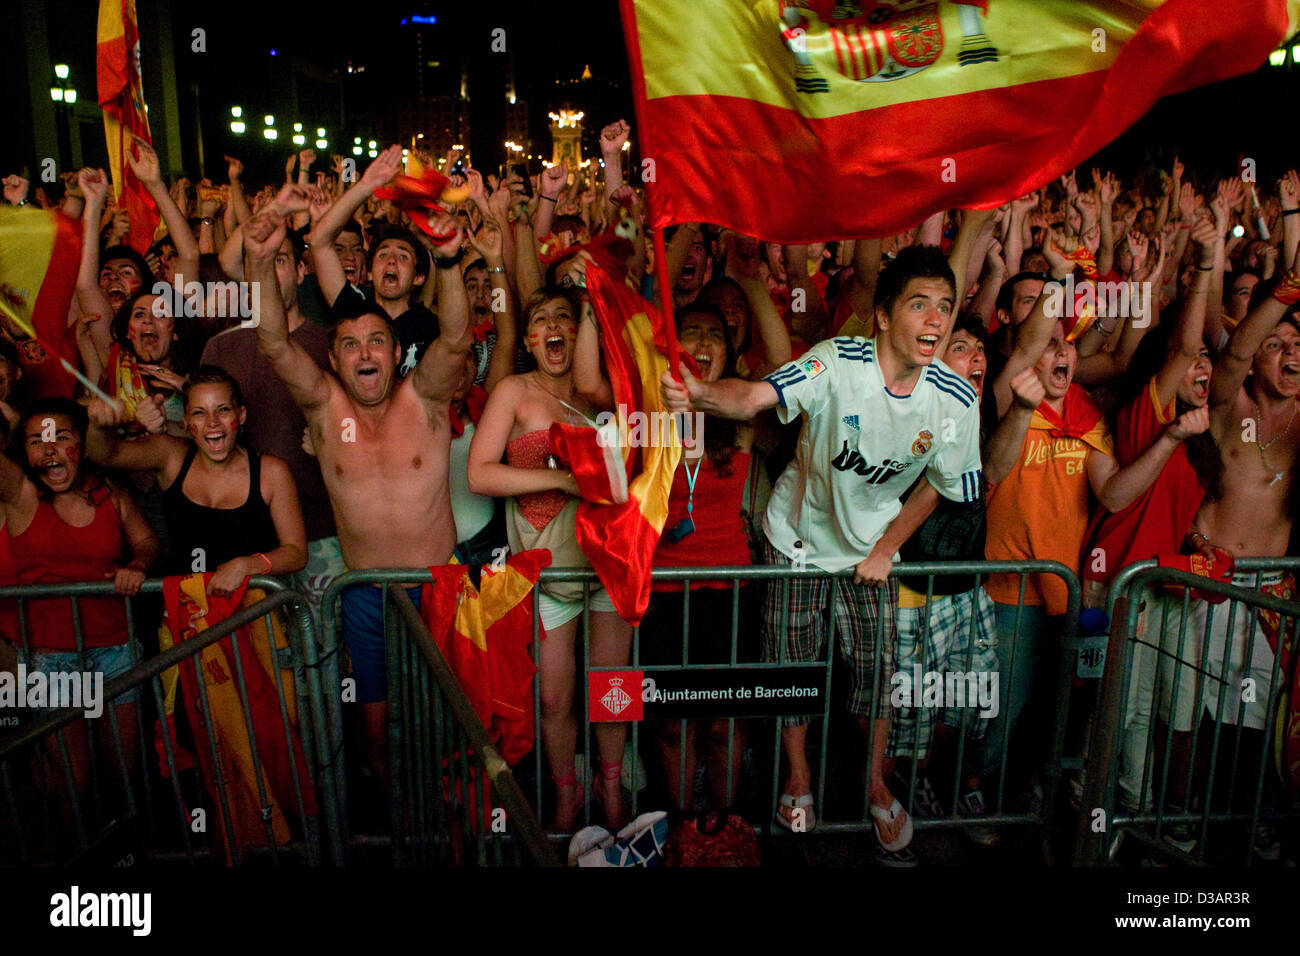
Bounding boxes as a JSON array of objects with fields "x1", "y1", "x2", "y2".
[{"x1": 2, "y1": 115, "x2": 1299, "y2": 863}]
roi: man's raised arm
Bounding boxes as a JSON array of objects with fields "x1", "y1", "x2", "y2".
[
  {"x1": 660, "y1": 364, "x2": 779, "y2": 421},
  {"x1": 1209, "y1": 238, "x2": 1300, "y2": 413},
  {"x1": 245, "y1": 208, "x2": 331, "y2": 411},
  {"x1": 309, "y1": 144, "x2": 402, "y2": 306},
  {"x1": 412, "y1": 213, "x2": 474, "y2": 403}
]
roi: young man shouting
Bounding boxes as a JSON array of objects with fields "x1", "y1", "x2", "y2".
[{"x1": 662, "y1": 217, "x2": 990, "y2": 857}]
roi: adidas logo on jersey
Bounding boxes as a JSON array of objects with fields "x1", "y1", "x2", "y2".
[
  {"x1": 831, "y1": 440, "x2": 910, "y2": 484},
  {"x1": 842, "y1": 415, "x2": 860, "y2": 431}
]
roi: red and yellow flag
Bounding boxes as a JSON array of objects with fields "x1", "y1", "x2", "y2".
[
  {"x1": 97, "y1": 0, "x2": 159, "y2": 253},
  {"x1": 550, "y1": 263, "x2": 682, "y2": 626},
  {"x1": 621, "y1": 0, "x2": 1300, "y2": 241},
  {"x1": 0, "y1": 206, "x2": 84, "y2": 400},
  {"x1": 421, "y1": 550, "x2": 550, "y2": 766}
]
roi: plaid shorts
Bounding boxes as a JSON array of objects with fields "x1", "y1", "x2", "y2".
[
  {"x1": 887, "y1": 587, "x2": 1000, "y2": 759},
  {"x1": 761, "y1": 539, "x2": 896, "y2": 726}
]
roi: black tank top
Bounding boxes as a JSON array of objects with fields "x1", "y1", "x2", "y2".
[{"x1": 162, "y1": 444, "x2": 280, "y2": 575}]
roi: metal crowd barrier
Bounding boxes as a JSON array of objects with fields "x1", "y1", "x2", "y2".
[
  {"x1": 0, "y1": 577, "x2": 342, "y2": 866},
  {"x1": 562, "y1": 560, "x2": 1082, "y2": 860},
  {"x1": 1076, "y1": 559, "x2": 1300, "y2": 866}
]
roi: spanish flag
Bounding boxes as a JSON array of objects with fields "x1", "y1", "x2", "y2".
[
  {"x1": 0, "y1": 206, "x2": 84, "y2": 400},
  {"x1": 550, "y1": 262, "x2": 682, "y2": 626},
  {"x1": 160, "y1": 574, "x2": 318, "y2": 864},
  {"x1": 621, "y1": 0, "x2": 1300, "y2": 241},
  {"x1": 421, "y1": 550, "x2": 550, "y2": 766},
  {"x1": 97, "y1": 0, "x2": 159, "y2": 254}
]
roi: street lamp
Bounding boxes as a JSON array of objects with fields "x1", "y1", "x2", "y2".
[
  {"x1": 64, "y1": 89, "x2": 77, "y2": 104},
  {"x1": 264, "y1": 128, "x2": 278, "y2": 140},
  {"x1": 50, "y1": 87, "x2": 63, "y2": 102},
  {"x1": 264, "y1": 114, "x2": 275, "y2": 126},
  {"x1": 231, "y1": 121, "x2": 246, "y2": 134},
  {"x1": 231, "y1": 106, "x2": 242, "y2": 118},
  {"x1": 54, "y1": 63, "x2": 70, "y2": 80},
  {"x1": 316, "y1": 139, "x2": 328, "y2": 150}
]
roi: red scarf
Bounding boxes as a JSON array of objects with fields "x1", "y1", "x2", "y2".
[
  {"x1": 449, "y1": 384, "x2": 489, "y2": 438},
  {"x1": 1031, "y1": 384, "x2": 1107, "y2": 448}
]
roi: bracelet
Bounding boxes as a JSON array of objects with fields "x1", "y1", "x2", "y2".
[
  {"x1": 1284, "y1": 209, "x2": 1300, "y2": 217},
  {"x1": 487, "y1": 265, "x2": 505, "y2": 273},
  {"x1": 15, "y1": 199, "x2": 29, "y2": 207},
  {"x1": 254, "y1": 552, "x2": 272, "y2": 573},
  {"x1": 1195, "y1": 263, "x2": 1215, "y2": 271},
  {"x1": 1094, "y1": 319, "x2": 1117, "y2": 337},
  {"x1": 433, "y1": 246, "x2": 466, "y2": 269},
  {"x1": 201, "y1": 217, "x2": 215, "y2": 225},
  {"x1": 540, "y1": 195, "x2": 558, "y2": 203}
]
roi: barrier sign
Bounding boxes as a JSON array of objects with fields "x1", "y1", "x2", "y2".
[{"x1": 588, "y1": 667, "x2": 826, "y2": 721}]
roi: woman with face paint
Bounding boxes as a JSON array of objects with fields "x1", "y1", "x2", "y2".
[
  {"x1": 468, "y1": 285, "x2": 632, "y2": 831},
  {"x1": 0, "y1": 398, "x2": 160, "y2": 807}
]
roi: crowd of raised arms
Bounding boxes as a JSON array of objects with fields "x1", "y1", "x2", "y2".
[{"x1": 3, "y1": 117, "x2": 1300, "y2": 859}]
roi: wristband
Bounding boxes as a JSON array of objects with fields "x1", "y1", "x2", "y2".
[
  {"x1": 255, "y1": 552, "x2": 272, "y2": 573},
  {"x1": 487, "y1": 265, "x2": 505, "y2": 273},
  {"x1": 1283, "y1": 209, "x2": 1300, "y2": 217},
  {"x1": 1272, "y1": 269, "x2": 1300, "y2": 306},
  {"x1": 15, "y1": 199, "x2": 29, "y2": 207},
  {"x1": 1195, "y1": 263, "x2": 1215, "y2": 271},
  {"x1": 433, "y1": 246, "x2": 466, "y2": 268},
  {"x1": 540, "y1": 194, "x2": 558, "y2": 203}
]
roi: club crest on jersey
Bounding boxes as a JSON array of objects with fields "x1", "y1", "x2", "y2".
[
  {"x1": 780, "y1": 1, "x2": 998, "y2": 94},
  {"x1": 911, "y1": 429, "x2": 933, "y2": 457},
  {"x1": 801, "y1": 356, "x2": 826, "y2": 378},
  {"x1": 842, "y1": 414, "x2": 860, "y2": 430}
]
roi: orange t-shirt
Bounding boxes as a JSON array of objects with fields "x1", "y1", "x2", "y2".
[{"x1": 983, "y1": 403, "x2": 1113, "y2": 616}]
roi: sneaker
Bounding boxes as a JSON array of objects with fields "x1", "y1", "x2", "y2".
[
  {"x1": 1161, "y1": 808, "x2": 1198, "y2": 855},
  {"x1": 912, "y1": 773, "x2": 943, "y2": 818},
  {"x1": 957, "y1": 789, "x2": 1000, "y2": 847},
  {"x1": 1253, "y1": 823, "x2": 1281, "y2": 862}
]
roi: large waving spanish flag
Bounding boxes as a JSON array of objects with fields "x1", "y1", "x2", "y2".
[
  {"x1": 622, "y1": 0, "x2": 1300, "y2": 241},
  {"x1": 97, "y1": 0, "x2": 159, "y2": 254},
  {"x1": 550, "y1": 263, "x2": 682, "y2": 626},
  {"x1": 0, "y1": 206, "x2": 84, "y2": 400}
]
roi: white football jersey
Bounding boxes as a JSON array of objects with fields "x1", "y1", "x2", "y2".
[{"x1": 761, "y1": 336, "x2": 983, "y2": 573}]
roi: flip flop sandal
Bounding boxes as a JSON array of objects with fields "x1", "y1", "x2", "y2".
[
  {"x1": 870, "y1": 798, "x2": 914, "y2": 852},
  {"x1": 872, "y1": 839, "x2": 918, "y2": 868},
  {"x1": 775, "y1": 793, "x2": 816, "y2": 832}
]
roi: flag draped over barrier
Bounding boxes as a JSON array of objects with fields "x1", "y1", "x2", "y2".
[
  {"x1": 0, "y1": 206, "x2": 85, "y2": 400},
  {"x1": 97, "y1": 0, "x2": 159, "y2": 253},
  {"x1": 549, "y1": 262, "x2": 682, "y2": 626},
  {"x1": 620, "y1": 0, "x2": 1300, "y2": 241}
]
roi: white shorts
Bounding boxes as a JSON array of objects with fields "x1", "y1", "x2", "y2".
[
  {"x1": 538, "y1": 586, "x2": 617, "y2": 632},
  {"x1": 1157, "y1": 573, "x2": 1279, "y2": 733}
]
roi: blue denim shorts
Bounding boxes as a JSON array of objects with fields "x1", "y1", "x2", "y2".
[{"x1": 20, "y1": 643, "x2": 141, "y2": 709}]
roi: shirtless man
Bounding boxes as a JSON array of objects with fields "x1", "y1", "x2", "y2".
[
  {"x1": 244, "y1": 197, "x2": 471, "y2": 781},
  {"x1": 1164, "y1": 243, "x2": 1300, "y2": 853}
]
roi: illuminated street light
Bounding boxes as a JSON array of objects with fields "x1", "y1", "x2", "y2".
[
  {"x1": 316, "y1": 138, "x2": 328, "y2": 149},
  {"x1": 54, "y1": 64, "x2": 69, "y2": 80},
  {"x1": 264, "y1": 128, "x2": 278, "y2": 140},
  {"x1": 368, "y1": 149, "x2": 378, "y2": 158},
  {"x1": 294, "y1": 122, "x2": 303, "y2": 132},
  {"x1": 352, "y1": 146, "x2": 363, "y2": 156},
  {"x1": 50, "y1": 87, "x2": 63, "y2": 102},
  {"x1": 317, "y1": 128, "x2": 327, "y2": 138},
  {"x1": 265, "y1": 114, "x2": 275, "y2": 126},
  {"x1": 368, "y1": 140, "x2": 377, "y2": 149},
  {"x1": 231, "y1": 106, "x2": 242, "y2": 118},
  {"x1": 1271, "y1": 48, "x2": 1287, "y2": 66},
  {"x1": 231, "y1": 121, "x2": 246, "y2": 134},
  {"x1": 292, "y1": 134, "x2": 306, "y2": 145},
  {"x1": 64, "y1": 89, "x2": 78, "y2": 104}
]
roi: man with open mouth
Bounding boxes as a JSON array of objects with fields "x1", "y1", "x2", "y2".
[
  {"x1": 247, "y1": 193, "x2": 472, "y2": 791},
  {"x1": 311, "y1": 146, "x2": 441, "y2": 380},
  {"x1": 662, "y1": 211, "x2": 992, "y2": 859},
  {"x1": 979, "y1": 226, "x2": 1209, "y2": 823}
]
